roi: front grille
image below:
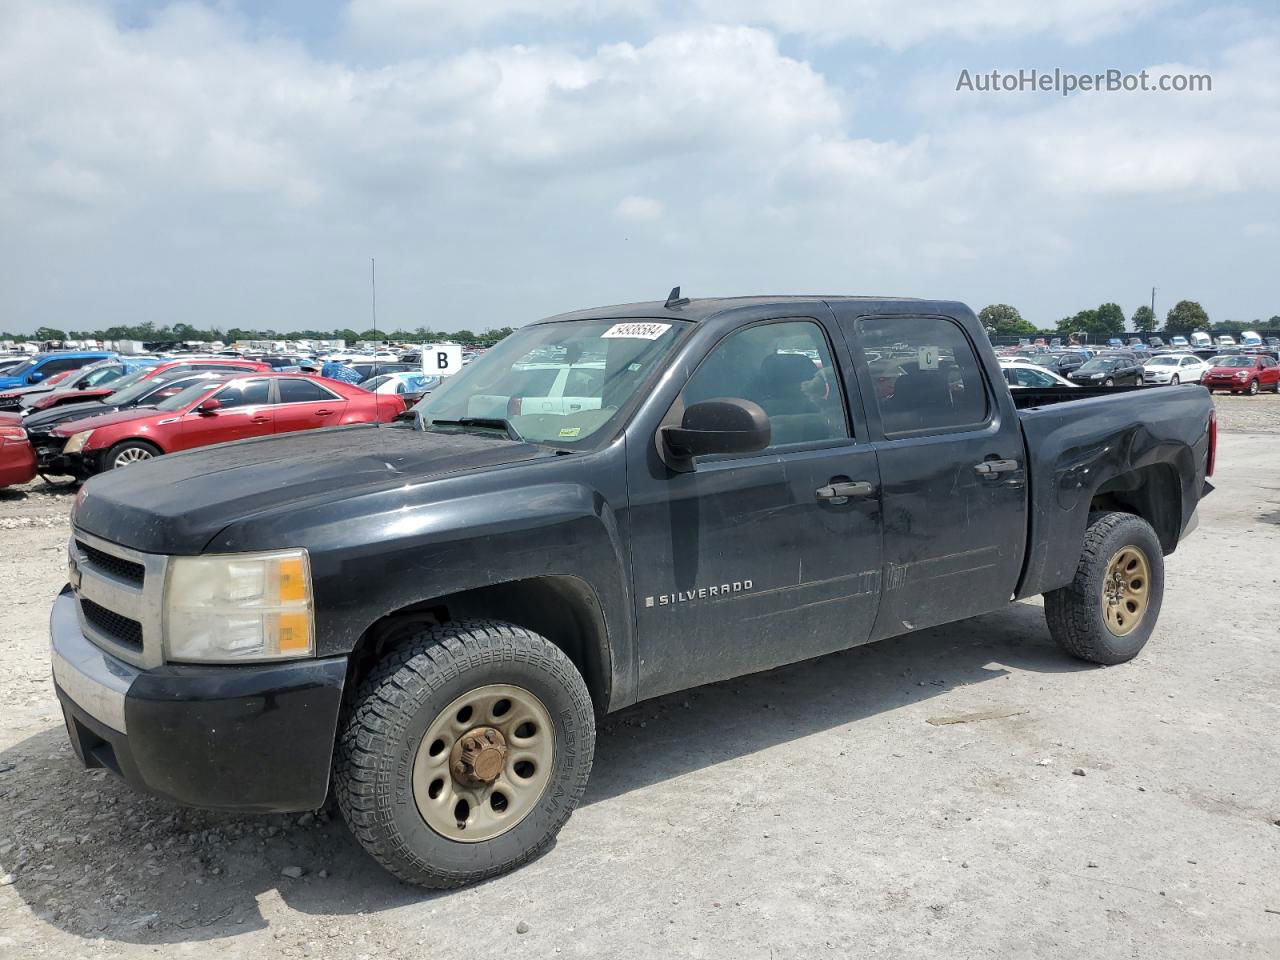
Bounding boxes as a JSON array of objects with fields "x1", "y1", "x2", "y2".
[
  {"x1": 76, "y1": 540, "x2": 145, "y2": 586},
  {"x1": 79, "y1": 599, "x2": 144, "y2": 650}
]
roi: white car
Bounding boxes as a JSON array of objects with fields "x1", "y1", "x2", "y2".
[
  {"x1": 1168, "y1": 336, "x2": 1189, "y2": 348},
  {"x1": 1141, "y1": 353, "x2": 1210, "y2": 385},
  {"x1": 1216, "y1": 335, "x2": 1237, "y2": 347},
  {"x1": 997, "y1": 358, "x2": 1077, "y2": 389},
  {"x1": 361, "y1": 371, "x2": 440, "y2": 398}
]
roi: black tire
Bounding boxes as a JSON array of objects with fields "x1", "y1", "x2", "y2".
[
  {"x1": 1044, "y1": 511, "x2": 1165, "y2": 665},
  {"x1": 1103, "y1": 378, "x2": 1115, "y2": 387},
  {"x1": 1170, "y1": 375, "x2": 1180, "y2": 386},
  {"x1": 334, "y1": 620, "x2": 596, "y2": 888},
  {"x1": 1247, "y1": 379, "x2": 1259, "y2": 396},
  {"x1": 104, "y1": 439, "x2": 161, "y2": 471}
]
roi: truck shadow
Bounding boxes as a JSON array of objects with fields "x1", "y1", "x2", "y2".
[{"x1": 0, "y1": 600, "x2": 1091, "y2": 944}]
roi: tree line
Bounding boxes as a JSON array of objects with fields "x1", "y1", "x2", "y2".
[
  {"x1": 979, "y1": 301, "x2": 1280, "y2": 338},
  {"x1": 1, "y1": 321, "x2": 516, "y2": 348}
]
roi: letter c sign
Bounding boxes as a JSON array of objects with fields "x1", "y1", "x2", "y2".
[{"x1": 424, "y1": 343, "x2": 463, "y2": 377}]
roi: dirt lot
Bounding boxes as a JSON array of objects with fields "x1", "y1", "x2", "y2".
[{"x1": 0, "y1": 392, "x2": 1277, "y2": 959}]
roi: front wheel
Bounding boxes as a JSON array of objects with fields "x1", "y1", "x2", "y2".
[
  {"x1": 1170, "y1": 375, "x2": 1180, "y2": 386},
  {"x1": 104, "y1": 440, "x2": 160, "y2": 471},
  {"x1": 1044, "y1": 512, "x2": 1164, "y2": 665},
  {"x1": 335, "y1": 620, "x2": 596, "y2": 888},
  {"x1": 1248, "y1": 379, "x2": 1260, "y2": 396},
  {"x1": 1103, "y1": 378, "x2": 1115, "y2": 387}
]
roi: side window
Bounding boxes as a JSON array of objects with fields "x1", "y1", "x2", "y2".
[
  {"x1": 681, "y1": 320, "x2": 848, "y2": 449},
  {"x1": 214, "y1": 380, "x2": 271, "y2": 408},
  {"x1": 858, "y1": 316, "x2": 988, "y2": 437},
  {"x1": 278, "y1": 379, "x2": 337, "y2": 403},
  {"x1": 39, "y1": 357, "x2": 89, "y2": 376}
]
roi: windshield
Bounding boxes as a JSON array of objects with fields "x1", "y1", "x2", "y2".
[
  {"x1": 413, "y1": 319, "x2": 686, "y2": 445},
  {"x1": 1147, "y1": 357, "x2": 1178, "y2": 366},
  {"x1": 6, "y1": 358, "x2": 39, "y2": 377},
  {"x1": 1078, "y1": 359, "x2": 1117, "y2": 372},
  {"x1": 155, "y1": 380, "x2": 219, "y2": 412},
  {"x1": 1215, "y1": 356, "x2": 1253, "y2": 368}
]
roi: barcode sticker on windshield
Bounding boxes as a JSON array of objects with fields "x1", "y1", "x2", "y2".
[{"x1": 602, "y1": 322, "x2": 671, "y2": 340}]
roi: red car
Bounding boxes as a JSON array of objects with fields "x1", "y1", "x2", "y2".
[
  {"x1": 0, "y1": 423, "x2": 36, "y2": 488},
  {"x1": 23, "y1": 358, "x2": 270, "y2": 413},
  {"x1": 1203, "y1": 355, "x2": 1280, "y2": 395},
  {"x1": 51, "y1": 373, "x2": 406, "y2": 477}
]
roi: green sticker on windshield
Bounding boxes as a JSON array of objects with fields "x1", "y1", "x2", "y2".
[{"x1": 559, "y1": 427, "x2": 582, "y2": 438}]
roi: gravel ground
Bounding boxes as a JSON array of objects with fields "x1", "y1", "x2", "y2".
[{"x1": 0, "y1": 394, "x2": 1277, "y2": 959}]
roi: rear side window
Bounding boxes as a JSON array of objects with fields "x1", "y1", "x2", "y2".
[
  {"x1": 859, "y1": 316, "x2": 988, "y2": 437},
  {"x1": 214, "y1": 380, "x2": 272, "y2": 408},
  {"x1": 278, "y1": 379, "x2": 337, "y2": 403}
]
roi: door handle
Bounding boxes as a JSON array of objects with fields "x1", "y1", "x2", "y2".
[
  {"x1": 816, "y1": 481, "x2": 875, "y2": 502},
  {"x1": 250, "y1": 416, "x2": 271, "y2": 424},
  {"x1": 315, "y1": 409, "x2": 333, "y2": 416},
  {"x1": 974, "y1": 459, "x2": 1019, "y2": 476}
]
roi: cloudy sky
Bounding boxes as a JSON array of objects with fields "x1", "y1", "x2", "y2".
[{"x1": 1, "y1": 0, "x2": 1277, "y2": 334}]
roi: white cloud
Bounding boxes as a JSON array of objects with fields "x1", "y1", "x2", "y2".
[
  {"x1": 349, "y1": 0, "x2": 1174, "y2": 47},
  {"x1": 615, "y1": 195, "x2": 663, "y2": 221}
]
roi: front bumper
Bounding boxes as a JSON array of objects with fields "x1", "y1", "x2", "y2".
[{"x1": 51, "y1": 587, "x2": 348, "y2": 813}]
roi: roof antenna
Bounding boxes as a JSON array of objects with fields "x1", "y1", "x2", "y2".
[{"x1": 664, "y1": 285, "x2": 690, "y2": 310}]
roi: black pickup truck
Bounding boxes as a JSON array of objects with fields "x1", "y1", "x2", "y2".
[{"x1": 52, "y1": 295, "x2": 1215, "y2": 888}]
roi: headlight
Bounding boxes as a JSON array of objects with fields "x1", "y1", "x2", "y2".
[
  {"x1": 63, "y1": 430, "x2": 94, "y2": 454},
  {"x1": 1235, "y1": 371, "x2": 1249, "y2": 379},
  {"x1": 1090, "y1": 373, "x2": 1104, "y2": 379},
  {"x1": 164, "y1": 549, "x2": 314, "y2": 662}
]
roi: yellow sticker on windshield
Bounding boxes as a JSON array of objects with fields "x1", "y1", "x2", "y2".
[{"x1": 559, "y1": 427, "x2": 582, "y2": 438}]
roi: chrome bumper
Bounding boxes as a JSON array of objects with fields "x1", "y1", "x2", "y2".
[{"x1": 50, "y1": 588, "x2": 138, "y2": 734}]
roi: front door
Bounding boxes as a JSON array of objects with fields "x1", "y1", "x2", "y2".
[
  {"x1": 832, "y1": 310, "x2": 1028, "y2": 640},
  {"x1": 627, "y1": 315, "x2": 883, "y2": 701},
  {"x1": 176, "y1": 378, "x2": 275, "y2": 451}
]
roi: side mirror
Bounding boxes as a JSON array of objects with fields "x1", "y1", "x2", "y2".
[
  {"x1": 661, "y1": 398, "x2": 770, "y2": 470},
  {"x1": 196, "y1": 397, "x2": 221, "y2": 414},
  {"x1": 27, "y1": 372, "x2": 44, "y2": 384}
]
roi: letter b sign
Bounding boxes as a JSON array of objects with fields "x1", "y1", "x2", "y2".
[{"x1": 424, "y1": 343, "x2": 463, "y2": 377}]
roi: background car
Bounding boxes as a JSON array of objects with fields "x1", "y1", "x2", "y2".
[
  {"x1": 0, "y1": 368, "x2": 84, "y2": 411},
  {"x1": 998, "y1": 363, "x2": 1078, "y2": 389},
  {"x1": 1216, "y1": 335, "x2": 1237, "y2": 347},
  {"x1": 51, "y1": 373, "x2": 407, "y2": 477},
  {"x1": 22, "y1": 372, "x2": 236, "y2": 473},
  {"x1": 360, "y1": 371, "x2": 440, "y2": 406},
  {"x1": 1169, "y1": 335, "x2": 1190, "y2": 348},
  {"x1": 1141, "y1": 353, "x2": 1211, "y2": 386},
  {"x1": 0, "y1": 351, "x2": 116, "y2": 390},
  {"x1": 23, "y1": 357, "x2": 271, "y2": 414},
  {"x1": 17, "y1": 357, "x2": 163, "y2": 412},
  {"x1": 0, "y1": 423, "x2": 36, "y2": 489},
  {"x1": 1202, "y1": 355, "x2": 1280, "y2": 395},
  {"x1": 1068, "y1": 355, "x2": 1143, "y2": 386}
]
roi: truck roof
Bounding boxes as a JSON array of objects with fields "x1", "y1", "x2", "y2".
[{"x1": 539, "y1": 295, "x2": 960, "y2": 325}]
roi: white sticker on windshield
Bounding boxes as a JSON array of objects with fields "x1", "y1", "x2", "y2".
[
  {"x1": 602, "y1": 322, "x2": 672, "y2": 340},
  {"x1": 917, "y1": 346, "x2": 941, "y2": 370}
]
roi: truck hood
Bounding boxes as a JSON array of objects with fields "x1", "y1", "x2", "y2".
[{"x1": 72, "y1": 424, "x2": 553, "y2": 554}]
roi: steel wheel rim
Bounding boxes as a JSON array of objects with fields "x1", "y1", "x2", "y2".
[
  {"x1": 114, "y1": 447, "x2": 152, "y2": 467},
  {"x1": 1249, "y1": 380, "x2": 1258, "y2": 394},
  {"x1": 1101, "y1": 546, "x2": 1151, "y2": 637},
  {"x1": 411, "y1": 683, "x2": 555, "y2": 843}
]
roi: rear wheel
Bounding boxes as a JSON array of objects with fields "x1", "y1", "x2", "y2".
[
  {"x1": 1044, "y1": 511, "x2": 1164, "y2": 665},
  {"x1": 335, "y1": 620, "x2": 595, "y2": 888},
  {"x1": 105, "y1": 440, "x2": 160, "y2": 471}
]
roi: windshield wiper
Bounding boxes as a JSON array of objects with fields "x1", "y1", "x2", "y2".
[{"x1": 429, "y1": 417, "x2": 524, "y2": 441}]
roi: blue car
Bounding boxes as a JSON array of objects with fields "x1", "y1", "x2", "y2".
[{"x1": 0, "y1": 352, "x2": 116, "y2": 390}]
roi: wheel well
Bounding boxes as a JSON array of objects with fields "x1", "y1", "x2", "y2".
[
  {"x1": 347, "y1": 576, "x2": 612, "y2": 713},
  {"x1": 1089, "y1": 463, "x2": 1182, "y2": 553}
]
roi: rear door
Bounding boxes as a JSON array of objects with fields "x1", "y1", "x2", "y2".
[
  {"x1": 830, "y1": 309, "x2": 1028, "y2": 639},
  {"x1": 272, "y1": 378, "x2": 347, "y2": 433},
  {"x1": 174, "y1": 378, "x2": 275, "y2": 450}
]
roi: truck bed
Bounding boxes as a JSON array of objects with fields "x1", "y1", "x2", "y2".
[{"x1": 1013, "y1": 383, "x2": 1212, "y2": 600}]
